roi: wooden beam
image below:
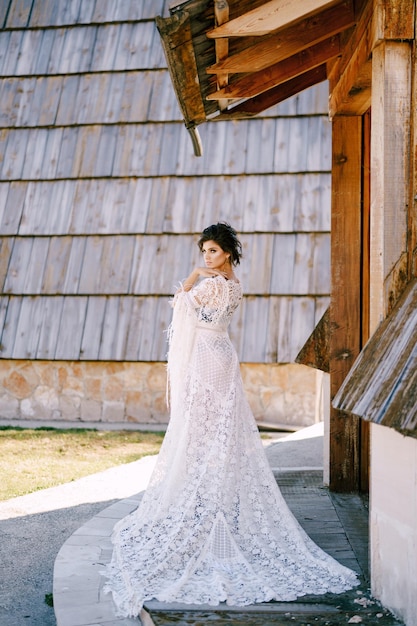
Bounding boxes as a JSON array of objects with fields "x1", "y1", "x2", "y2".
[
  {"x1": 207, "y1": 36, "x2": 339, "y2": 101},
  {"x1": 155, "y1": 12, "x2": 206, "y2": 125},
  {"x1": 370, "y1": 41, "x2": 412, "y2": 330},
  {"x1": 295, "y1": 307, "x2": 330, "y2": 373},
  {"x1": 214, "y1": 0, "x2": 230, "y2": 111},
  {"x1": 330, "y1": 116, "x2": 362, "y2": 492},
  {"x1": 207, "y1": 0, "x2": 340, "y2": 38},
  {"x1": 410, "y1": 22, "x2": 417, "y2": 278},
  {"x1": 217, "y1": 65, "x2": 327, "y2": 118},
  {"x1": 374, "y1": 0, "x2": 415, "y2": 41},
  {"x1": 207, "y1": 1, "x2": 355, "y2": 74},
  {"x1": 328, "y1": 58, "x2": 371, "y2": 117},
  {"x1": 328, "y1": 0, "x2": 373, "y2": 117}
]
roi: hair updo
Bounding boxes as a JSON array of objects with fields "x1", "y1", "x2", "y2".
[{"x1": 197, "y1": 222, "x2": 242, "y2": 266}]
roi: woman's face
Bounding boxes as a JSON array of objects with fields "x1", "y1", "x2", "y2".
[{"x1": 201, "y1": 239, "x2": 230, "y2": 270}]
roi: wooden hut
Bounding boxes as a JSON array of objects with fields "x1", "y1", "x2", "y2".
[
  {"x1": 156, "y1": 0, "x2": 417, "y2": 623},
  {"x1": 0, "y1": 0, "x2": 330, "y2": 431}
]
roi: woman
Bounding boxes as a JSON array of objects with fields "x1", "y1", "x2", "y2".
[{"x1": 103, "y1": 223, "x2": 359, "y2": 617}]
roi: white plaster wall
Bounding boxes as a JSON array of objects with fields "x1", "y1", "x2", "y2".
[
  {"x1": 321, "y1": 373, "x2": 330, "y2": 486},
  {"x1": 370, "y1": 423, "x2": 417, "y2": 625}
]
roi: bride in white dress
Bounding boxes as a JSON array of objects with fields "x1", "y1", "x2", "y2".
[{"x1": 103, "y1": 222, "x2": 359, "y2": 617}]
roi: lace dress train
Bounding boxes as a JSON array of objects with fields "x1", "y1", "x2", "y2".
[{"x1": 103, "y1": 277, "x2": 359, "y2": 617}]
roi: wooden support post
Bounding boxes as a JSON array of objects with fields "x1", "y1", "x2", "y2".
[
  {"x1": 370, "y1": 41, "x2": 411, "y2": 330},
  {"x1": 330, "y1": 116, "x2": 362, "y2": 492}
]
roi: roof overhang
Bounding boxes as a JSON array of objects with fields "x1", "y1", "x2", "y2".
[
  {"x1": 156, "y1": 0, "x2": 366, "y2": 154},
  {"x1": 333, "y1": 279, "x2": 417, "y2": 439}
]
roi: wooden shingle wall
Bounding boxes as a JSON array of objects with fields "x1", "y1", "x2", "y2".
[{"x1": 0, "y1": 0, "x2": 331, "y2": 366}]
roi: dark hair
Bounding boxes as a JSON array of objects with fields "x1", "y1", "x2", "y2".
[{"x1": 197, "y1": 222, "x2": 242, "y2": 266}]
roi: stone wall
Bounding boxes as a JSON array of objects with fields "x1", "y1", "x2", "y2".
[{"x1": 0, "y1": 360, "x2": 321, "y2": 429}]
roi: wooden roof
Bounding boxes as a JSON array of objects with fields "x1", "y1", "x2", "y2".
[
  {"x1": 156, "y1": 0, "x2": 367, "y2": 130},
  {"x1": 333, "y1": 280, "x2": 417, "y2": 439},
  {"x1": 0, "y1": 0, "x2": 331, "y2": 364}
]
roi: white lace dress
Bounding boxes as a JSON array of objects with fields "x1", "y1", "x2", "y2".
[{"x1": 103, "y1": 276, "x2": 359, "y2": 617}]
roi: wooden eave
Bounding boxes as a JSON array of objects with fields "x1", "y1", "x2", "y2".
[
  {"x1": 333, "y1": 280, "x2": 417, "y2": 439},
  {"x1": 156, "y1": 0, "x2": 371, "y2": 131}
]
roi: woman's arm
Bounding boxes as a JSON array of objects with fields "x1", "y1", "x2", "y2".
[{"x1": 177, "y1": 267, "x2": 226, "y2": 293}]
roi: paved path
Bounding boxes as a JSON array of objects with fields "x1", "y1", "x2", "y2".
[{"x1": 0, "y1": 424, "x2": 404, "y2": 625}]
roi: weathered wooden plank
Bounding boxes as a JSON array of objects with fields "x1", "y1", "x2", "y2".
[
  {"x1": 370, "y1": 42, "x2": 411, "y2": 327},
  {"x1": 27, "y1": 0, "x2": 165, "y2": 26},
  {"x1": 0, "y1": 79, "x2": 19, "y2": 127},
  {"x1": 42, "y1": 127, "x2": 64, "y2": 179},
  {"x1": 9, "y1": 75, "x2": 39, "y2": 127},
  {"x1": 0, "y1": 182, "x2": 25, "y2": 234},
  {"x1": 208, "y1": 37, "x2": 341, "y2": 101},
  {"x1": 374, "y1": 0, "x2": 415, "y2": 41},
  {"x1": 3, "y1": 236, "x2": 33, "y2": 293},
  {"x1": 296, "y1": 307, "x2": 329, "y2": 372},
  {"x1": 241, "y1": 296, "x2": 270, "y2": 362},
  {"x1": 124, "y1": 297, "x2": 147, "y2": 361},
  {"x1": 270, "y1": 235, "x2": 297, "y2": 294},
  {"x1": 120, "y1": 180, "x2": 153, "y2": 233},
  {"x1": 0, "y1": 297, "x2": 10, "y2": 350},
  {"x1": 207, "y1": 0, "x2": 339, "y2": 38},
  {"x1": 59, "y1": 22, "x2": 95, "y2": 74},
  {"x1": 242, "y1": 234, "x2": 274, "y2": 295},
  {"x1": 98, "y1": 296, "x2": 134, "y2": 361},
  {"x1": 20, "y1": 129, "x2": 48, "y2": 179},
  {"x1": 56, "y1": 127, "x2": 80, "y2": 179},
  {"x1": 41, "y1": 236, "x2": 72, "y2": 293},
  {"x1": 208, "y1": 1, "x2": 354, "y2": 74},
  {"x1": 0, "y1": 30, "x2": 21, "y2": 77},
  {"x1": 22, "y1": 237, "x2": 49, "y2": 293},
  {"x1": 334, "y1": 279, "x2": 417, "y2": 437},
  {"x1": 0, "y1": 23, "x2": 166, "y2": 77},
  {"x1": 37, "y1": 76, "x2": 63, "y2": 126},
  {"x1": 77, "y1": 126, "x2": 101, "y2": 177},
  {"x1": 79, "y1": 296, "x2": 107, "y2": 360},
  {"x1": 0, "y1": 173, "x2": 330, "y2": 237},
  {"x1": 0, "y1": 294, "x2": 323, "y2": 362},
  {"x1": 289, "y1": 296, "x2": 316, "y2": 359},
  {"x1": 1, "y1": 128, "x2": 29, "y2": 179},
  {"x1": 95, "y1": 126, "x2": 118, "y2": 177},
  {"x1": 4, "y1": 233, "x2": 330, "y2": 296},
  {"x1": 12, "y1": 295, "x2": 45, "y2": 358},
  {"x1": 15, "y1": 29, "x2": 42, "y2": 76},
  {"x1": 56, "y1": 75, "x2": 81, "y2": 125},
  {"x1": 35, "y1": 28, "x2": 57, "y2": 75},
  {"x1": 99, "y1": 236, "x2": 135, "y2": 294},
  {"x1": 0, "y1": 296, "x2": 21, "y2": 357},
  {"x1": 36, "y1": 295, "x2": 65, "y2": 359},
  {"x1": 0, "y1": 118, "x2": 331, "y2": 180},
  {"x1": 78, "y1": 236, "x2": 105, "y2": 294},
  {"x1": 62, "y1": 237, "x2": 86, "y2": 293},
  {"x1": 105, "y1": 73, "x2": 127, "y2": 123},
  {"x1": 0, "y1": 1, "x2": 12, "y2": 28},
  {"x1": 91, "y1": 24, "x2": 121, "y2": 72},
  {"x1": 330, "y1": 116, "x2": 362, "y2": 492},
  {"x1": 29, "y1": 0, "x2": 61, "y2": 28},
  {"x1": 54, "y1": 296, "x2": 88, "y2": 360},
  {"x1": 0, "y1": 238, "x2": 13, "y2": 291},
  {"x1": 156, "y1": 11, "x2": 208, "y2": 126},
  {"x1": 148, "y1": 70, "x2": 182, "y2": 121}
]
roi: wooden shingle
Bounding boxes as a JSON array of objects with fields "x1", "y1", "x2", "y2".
[{"x1": 0, "y1": 1, "x2": 331, "y2": 364}]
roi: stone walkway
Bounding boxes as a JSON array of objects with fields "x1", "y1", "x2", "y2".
[{"x1": 52, "y1": 427, "x2": 404, "y2": 626}]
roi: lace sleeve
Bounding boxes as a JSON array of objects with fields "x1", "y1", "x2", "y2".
[{"x1": 188, "y1": 277, "x2": 227, "y2": 309}]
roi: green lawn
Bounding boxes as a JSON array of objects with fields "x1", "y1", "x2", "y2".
[{"x1": 0, "y1": 427, "x2": 164, "y2": 501}]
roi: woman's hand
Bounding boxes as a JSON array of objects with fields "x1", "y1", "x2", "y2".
[{"x1": 179, "y1": 267, "x2": 227, "y2": 293}]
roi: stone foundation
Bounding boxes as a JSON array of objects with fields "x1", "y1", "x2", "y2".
[{"x1": 0, "y1": 360, "x2": 321, "y2": 429}]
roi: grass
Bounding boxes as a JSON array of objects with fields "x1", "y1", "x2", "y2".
[{"x1": 0, "y1": 426, "x2": 164, "y2": 501}]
